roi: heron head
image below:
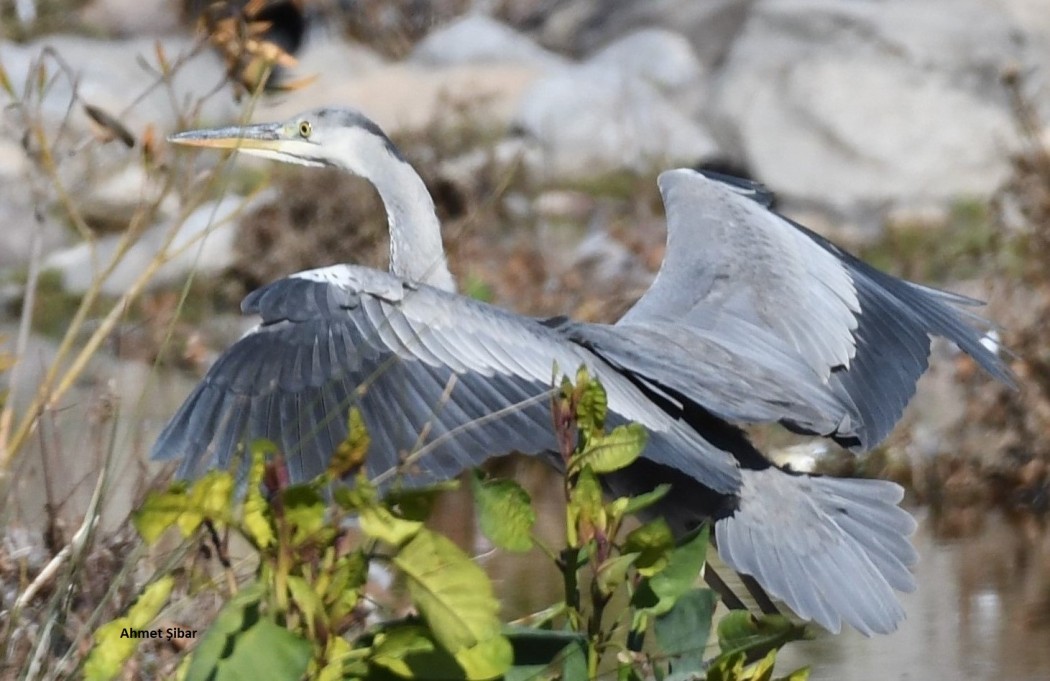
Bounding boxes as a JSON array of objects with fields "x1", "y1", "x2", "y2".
[{"x1": 168, "y1": 107, "x2": 403, "y2": 178}]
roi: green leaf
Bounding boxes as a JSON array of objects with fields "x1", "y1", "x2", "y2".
[
  {"x1": 287, "y1": 575, "x2": 324, "y2": 637},
  {"x1": 454, "y1": 634, "x2": 515, "y2": 680},
  {"x1": 243, "y1": 445, "x2": 275, "y2": 548},
  {"x1": 329, "y1": 407, "x2": 371, "y2": 478},
  {"x1": 370, "y1": 625, "x2": 464, "y2": 679},
  {"x1": 624, "y1": 519, "x2": 675, "y2": 577},
  {"x1": 184, "y1": 585, "x2": 311, "y2": 681},
  {"x1": 214, "y1": 618, "x2": 312, "y2": 681},
  {"x1": 133, "y1": 473, "x2": 232, "y2": 542},
  {"x1": 777, "y1": 665, "x2": 811, "y2": 681},
  {"x1": 575, "y1": 370, "x2": 608, "y2": 437},
  {"x1": 596, "y1": 553, "x2": 639, "y2": 596},
  {"x1": 705, "y1": 651, "x2": 746, "y2": 681},
  {"x1": 633, "y1": 526, "x2": 709, "y2": 617},
  {"x1": 654, "y1": 588, "x2": 717, "y2": 674},
  {"x1": 334, "y1": 473, "x2": 378, "y2": 511},
  {"x1": 471, "y1": 471, "x2": 535, "y2": 552},
  {"x1": 281, "y1": 484, "x2": 328, "y2": 544},
  {"x1": 393, "y1": 529, "x2": 506, "y2": 662},
  {"x1": 567, "y1": 466, "x2": 606, "y2": 546},
  {"x1": 133, "y1": 471, "x2": 234, "y2": 543},
  {"x1": 323, "y1": 548, "x2": 368, "y2": 622},
  {"x1": 746, "y1": 649, "x2": 777, "y2": 681},
  {"x1": 182, "y1": 472, "x2": 235, "y2": 534},
  {"x1": 502, "y1": 627, "x2": 588, "y2": 681},
  {"x1": 703, "y1": 648, "x2": 807, "y2": 681},
  {"x1": 716, "y1": 612, "x2": 809, "y2": 661},
  {"x1": 184, "y1": 586, "x2": 263, "y2": 680},
  {"x1": 317, "y1": 636, "x2": 354, "y2": 681},
  {"x1": 369, "y1": 624, "x2": 512, "y2": 681},
  {"x1": 133, "y1": 486, "x2": 187, "y2": 544},
  {"x1": 84, "y1": 577, "x2": 174, "y2": 681},
  {"x1": 609, "y1": 484, "x2": 671, "y2": 518},
  {"x1": 360, "y1": 504, "x2": 424, "y2": 546},
  {"x1": 130, "y1": 577, "x2": 175, "y2": 626},
  {"x1": 329, "y1": 548, "x2": 369, "y2": 598},
  {"x1": 573, "y1": 423, "x2": 647, "y2": 474}
]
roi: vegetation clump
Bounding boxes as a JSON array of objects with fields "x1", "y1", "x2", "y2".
[{"x1": 75, "y1": 370, "x2": 809, "y2": 681}]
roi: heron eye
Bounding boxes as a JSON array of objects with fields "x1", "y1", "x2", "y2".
[{"x1": 298, "y1": 121, "x2": 312, "y2": 138}]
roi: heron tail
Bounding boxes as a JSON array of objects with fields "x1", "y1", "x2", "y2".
[{"x1": 714, "y1": 468, "x2": 918, "y2": 635}]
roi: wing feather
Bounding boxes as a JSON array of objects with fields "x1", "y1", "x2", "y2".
[
  {"x1": 566, "y1": 321, "x2": 858, "y2": 438},
  {"x1": 152, "y1": 265, "x2": 744, "y2": 493},
  {"x1": 623, "y1": 169, "x2": 1011, "y2": 451}
]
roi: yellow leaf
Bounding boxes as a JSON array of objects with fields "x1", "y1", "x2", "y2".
[
  {"x1": 243, "y1": 446, "x2": 274, "y2": 548},
  {"x1": 359, "y1": 504, "x2": 422, "y2": 546},
  {"x1": 84, "y1": 577, "x2": 174, "y2": 681},
  {"x1": 328, "y1": 408, "x2": 370, "y2": 478}
]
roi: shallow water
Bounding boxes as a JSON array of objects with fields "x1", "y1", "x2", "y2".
[
  {"x1": 6, "y1": 353, "x2": 1050, "y2": 680},
  {"x1": 778, "y1": 511, "x2": 1050, "y2": 681},
  {"x1": 435, "y1": 466, "x2": 1050, "y2": 681}
]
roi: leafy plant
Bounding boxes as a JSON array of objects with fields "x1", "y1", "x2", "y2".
[
  {"x1": 117, "y1": 420, "x2": 512, "y2": 680},
  {"x1": 538, "y1": 368, "x2": 809, "y2": 680},
  {"x1": 89, "y1": 372, "x2": 808, "y2": 680}
]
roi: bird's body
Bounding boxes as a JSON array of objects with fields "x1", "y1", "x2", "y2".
[{"x1": 158, "y1": 107, "x2": 1011, "y2": 636}]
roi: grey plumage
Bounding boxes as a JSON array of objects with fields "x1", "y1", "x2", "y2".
[
  {"x1": 156, "y1": 266, "x2": 743, "y2": 493},
  {"x1": 623, "y1": 169, "x2": 1011, "y2": 449},
  {"x1": 158, "y1": 108, "x2": 1012, "y2": 637}
]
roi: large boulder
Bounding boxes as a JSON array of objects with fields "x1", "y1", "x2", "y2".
[
  {"x1": 41, "y1": 193, "x2": 269, "y2": 296},
  {"x1": 411, "y1": 14, "x2": 567, "y2": 70},
  {"x1": 519, "y1": 0, "x2": 753, "y2": 69},
  {"x1": 585, "y1": 28, "x2": 707, "y2": 115},
  {"x1": 0, "y1": 34, "x2": 236, "y2": 135},
  {"x1": 515, "y1": 28, "x2": 718, "y2": 178},
  {"x1": 710, "y1": 0, "x2": 1037, "y2": 209}
]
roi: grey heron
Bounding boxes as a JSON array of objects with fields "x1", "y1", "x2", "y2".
[{"x1": 157, "y1": 107, "x2": 1011, "y2": 636}]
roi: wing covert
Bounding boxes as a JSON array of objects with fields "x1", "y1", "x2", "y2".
[{"x1": 563, "y1": 320, "x2": 859, "y2": 438}]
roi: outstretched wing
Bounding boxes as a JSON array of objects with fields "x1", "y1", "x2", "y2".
[
  {"x1": 622, "y1": 169, "x2": 1011, "y2": 450},
  {"x1": 561, "y1": 320, "x2": 859, "y2": 438},
  {"x1": 151, "y1": 265, "x2": 743, "y2": 492}
]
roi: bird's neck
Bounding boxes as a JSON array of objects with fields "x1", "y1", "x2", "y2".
[{"x1": 366, "y1": 157, "x2": 456, "y2": 292}]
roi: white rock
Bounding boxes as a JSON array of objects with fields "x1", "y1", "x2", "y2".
[
  {"x1": 996, "y1": 0, "x2": 1050, "y2": 37},
  {"x1": 42, "y1": 192, "x2": 271, "y2": 296},
  {"x1": 0, "y1": 200, "x2": 70, "y2": 270},
  {"x1": 0, "y1": 135, "x2": 72, "y2": 269},
  {"x1": 411, "y1": 14, "x2": 567, "y2": 70},
  {"x1": 533, "y1": 190, "x2": 595, "y2": 221},
  {"x1": 79, "y1": 163, "x2": 179, "y2": 230},
  {"x1": 516, "y1": 63, "x2": 718, "y2": 178},
  {"x1": 586, "y1": 28, "x2": 705, "y2": 94},
  {"x1": 79, "y1": 0, "x2": 179, "y2": 35},
  {"x1": 712, "y1": 0, "x2": 1028, "y2": 208},
  {"x1": 0, "y1": 35, "x2": 236, "y2": 135},
  {"x1": 0, "y1": 137, "x2": 29, "y2": 179},
  {"x1": 534, "y1": 0, "x2": 750, "y2": 69},
  {"x1": 257, "y1": 60, "x2": 542, "y2": 135}
]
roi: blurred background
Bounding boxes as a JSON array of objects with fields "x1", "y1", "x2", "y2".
[{"x1": 1, "y1": 1, "x2": 1049, "y2": 679}]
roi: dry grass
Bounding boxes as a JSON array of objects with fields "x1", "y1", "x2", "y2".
[{"x1": 0, "y1": 32, "x2": 285, "y2": 677}]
